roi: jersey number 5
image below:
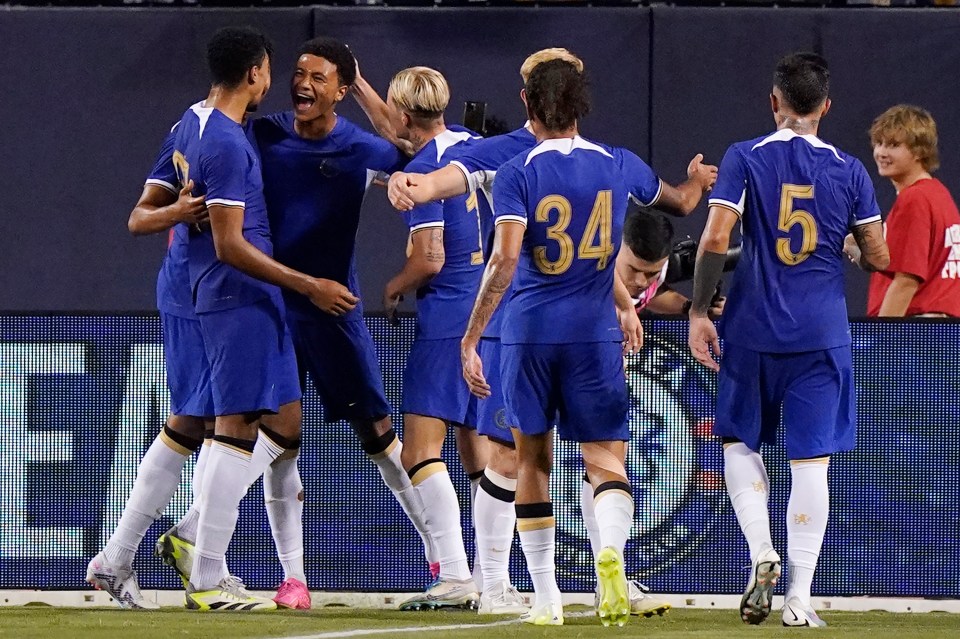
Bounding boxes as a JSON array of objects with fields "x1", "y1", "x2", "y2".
[
  {"x1": 777, "y1": 184, "x2": 818, "y2": 266},
  {"x1": 533, "y1": 190, "x2": 614, "y2": 275}
]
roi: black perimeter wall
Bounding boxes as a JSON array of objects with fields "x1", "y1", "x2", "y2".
[{"x1": 2, "y1": 6, "x2": 958, "y2": 314}]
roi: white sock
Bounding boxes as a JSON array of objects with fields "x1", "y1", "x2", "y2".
[
  {"x1": 104, "y1": 431, "x2": 191, "y2": 567},
  {"x1": 518, "y1": 509, "x2": 562, "y2": 608},
  {"x1": 413, "y1": 461, "x2": 471, "y2": 581},
  {"x1": 786, "y1": 460, "x2": 830, "y2": 607},
  {"x1": 190, "y1": 440, "x2": 253, "y2": 590},
  {"x1": 264, "y1": 450, "x2": 306, "y2": 585},
  {"x1": 724, "y1": 443, "x2": 774, "y2": 562},
  {"x1": 581, "y1": 476, "x2": 601, "y2": 557},
  {"x1": 369, "y1": 437, "x2": 436, "y2": 565},
  {"x1": 474, "y1": 468, "x2": 516, "y2": 589},
  {"x1": 469, "y1": 473, "x2": 483, "y2": 592},
  {"x1": 177, "y1": 440, "x2": 212, "y2": 543},
  {"x1": 594, "y1": 487, "x2": 634, "y2": 554},
  {"x1": 247, "y1": 430, "x2": 285, "y2": 487}
]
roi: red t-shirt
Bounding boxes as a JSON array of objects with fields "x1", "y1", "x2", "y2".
[{"x1": 867, "y1": 178, "x2": 960, "y2": 316}]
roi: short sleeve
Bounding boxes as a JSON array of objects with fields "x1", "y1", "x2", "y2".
[
  {"x1": 201, "y1": 138, "x2": 249, "y2": 208},
  {"x1": 885, "y1": 189, "x2": 932, "y2": 281},
  {"x1": 368, "y1": 135, "x2": 406, "y2": 174},
  {"x1": 402, "y1": 199, "x2": 445, "y2": 232},
  {"x1": 492, "y1": 162, "x2": 527, "y2": 227},
  {"x1": 615, "y1": 148, "x2": 661, "y2": 207},
  {"x1": 849, "y1": 159, "x2": 883, "y2": 228},
  {"x1": 709, "y1": 145, "x2": 748, "y2": 216},
  {"x1": 145, "y1": 128, "x2": 178, "y2": 193}
]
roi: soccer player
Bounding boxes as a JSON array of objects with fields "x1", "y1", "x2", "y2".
[
  {"x1": 462, "y1": 58, "x2": 644, "y2": 627},
  {"x1": 251, "y1": 38, "x2": 439, "y2": 599},
  {"x1": 171, "y1": 26, "x2": 347, "y2": 611},
  {"x1": 86, "y1": 128, "x2": 212, "y2": 610},
  {"x1": 385, "y1": 48, "x2": 714, "y2": 618},
  {"x1": 687, "y1": 53, "x2": 889, "y2": 627},
  {"x1": 381, "y1": 66, "x2": 486, "y2": 611}
]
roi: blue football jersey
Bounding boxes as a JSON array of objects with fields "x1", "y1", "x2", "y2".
[
  {"x1": 402, "y1": 129, "x2": 485, "y2": 340},
  {"x1": 493, "y1": 136, "x2": 629, "y2": 345},
  {"x1": 254, "y1": 113, "x2": 404, "y2": 322},
  {"x1": 172, "y1": 103, "x2": 278, "y2": 314},
  {"x1": 144, "y1": 125, "x2": 196, "y2": 320},
  {"x1": 709, "y1": 129, "x2": 882, "y2": 352}
]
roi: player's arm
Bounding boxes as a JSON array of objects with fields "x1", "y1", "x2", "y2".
[
  {"x1": 654, "y1": 154, "x2": 718, "y2": 216},
  {"x1": 383, "y1": 227, "x2": 445, "y2": 320},
  {"x1": 461, "y1": 221, "x2": 524, "y2": 398},
  {"x1": 844, "y1": 221, "x2": 890, "y2": 273},
  {"x1": 208, "y1": 204, "x2": 358, "y2": 316},
  {"x1": 646, "y1": 286, "x2": 725, "y2": 318},
  {"x1": 614, "y1": 270, "x2": 643, "y2": 353},
  {"x1": 352, "y1": 65, "x2": 416, "y2": 157},
  {"x1": 877, "y1": 272, "x2": 921, "y2": 317},
  {"x1": 388, "y1": 165, "x2": 469, "y2": 212},
  {"x1": 687, "y1": 205, "x2": 738, "y2": 371},
  {"x1": 128, "y1": 181, "x2": 207, "y2": 236}
]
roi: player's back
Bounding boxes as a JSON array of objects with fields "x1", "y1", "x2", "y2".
[
  {"x1": 493, "y1": 136, "x2": 628, "y2": 345},
  {"x1": 711, "y1": 129, "x2": 881, "y2": 352},
  {"x1": 254, "y1": 113, "x2": 403, "y2": 320},
  {"x1": 403, "y1": 129, "x2": 485, "y2": 339},
  {"x1": 173, "y1": 103, "x2": 277, "y2": 313}
]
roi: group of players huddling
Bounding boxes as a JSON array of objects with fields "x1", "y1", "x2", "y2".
[{"x1": 86, "y1": 25, "x2": 888, "y2": 629}]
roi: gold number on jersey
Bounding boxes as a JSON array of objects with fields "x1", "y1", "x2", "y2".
[
  {"x1": 578, "y1": 190, "x2": 614, "y2": 270},
  {"x1": 466, "y1": 191, "x2": 484, "y2": 265},
  {"x1": 172, "y1": 150, "x2": 190, "y2": 187},
  {"x1": 532, "y1": 190, "x2": 614, "y2": 275},
  {"x1": 776, "y1": 184, "x2": 818, "y2": 266}
]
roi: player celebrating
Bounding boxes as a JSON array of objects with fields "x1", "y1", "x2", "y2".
[
  {"x1": 462, "y1": 58, "x2": 642, "y2": 627},
  {"x1": 251, "y1": 38, "x2": 441, "y2": 599},
  {"x1": 687, "y1": 53, "x2": 889, "y2": 627},
  {"x1": 86, "y1": 128, "x2": 211, "y2": 610},
  {"x1": 380, "y1": 66, "x2": 487, "y2": 611},
  {"x1": 171, "y1": 27, "x2": 345, "y2": 611},
  {"x1": 385, "y1": 48, "x2": 713, "y2": 618}
]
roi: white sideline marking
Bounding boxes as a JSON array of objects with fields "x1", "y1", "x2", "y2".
[{"x1": 274, "y1": 618, "x2": 520, "y2": 639}]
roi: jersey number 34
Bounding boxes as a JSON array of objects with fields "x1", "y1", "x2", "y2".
[{"x1": 533, "y1": 190, "x2": 614, "y2": 275}]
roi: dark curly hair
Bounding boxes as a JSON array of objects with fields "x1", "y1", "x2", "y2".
[
  {"x1": 207, "y1": 26, "x2": 273, "y2": 89},
  {"x1": 524, "y1": 58, "x2": 590, "y2": 132},
  {"x1": 297, "y1": 37, "x2": 357, "y2": 87}
]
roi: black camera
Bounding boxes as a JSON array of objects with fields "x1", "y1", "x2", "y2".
[{"x1": 665, "y1": 239, "x2": 741, "y2": 285}]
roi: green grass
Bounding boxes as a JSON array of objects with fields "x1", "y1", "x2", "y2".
[{"x1": 0, "y1": 607, "x2": 956, "y2": 639}]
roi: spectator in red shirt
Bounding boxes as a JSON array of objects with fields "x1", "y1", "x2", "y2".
[{"x1": 861, "y1": 105, "x2": 960, "y2": 317}]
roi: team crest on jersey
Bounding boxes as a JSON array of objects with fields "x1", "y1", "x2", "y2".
[{"x1": 553, "y1": 331, "x2": 726, "y2": 587}]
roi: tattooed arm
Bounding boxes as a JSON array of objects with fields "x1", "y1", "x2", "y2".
[
  {"x1": 383, "y1": 227, "x2": 445, "y2": 320},
  {"x1": 461, "y1": 221, "x2": 525, "y2": 398},
  {"x1": 845, "y1": 221, "x2": 890, "y2": 273}
]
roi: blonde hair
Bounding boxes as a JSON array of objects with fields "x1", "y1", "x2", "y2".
[
  {"x1": 389, "y1": 66, "x2": 450, "y2": 119},
  {"x1": 520, "y1": 48, "x2": 584, "y2": 83},
  {"x1": 870, "y1": 105, "x2": 940, "y2": 173}
]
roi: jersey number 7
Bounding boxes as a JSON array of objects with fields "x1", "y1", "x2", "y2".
[{"x1": 533, "y1": 190, "x2": 614, "y2": 275}]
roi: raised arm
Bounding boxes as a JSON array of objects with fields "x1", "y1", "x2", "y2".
[
  {"x1": 128, "y1": 181, "x2": 207, "y2": 236},
  {"x1": 351, "y1": 67, "x2": 416, "y2": 157},
  {"x1": 653, "y1": 153, "x2": 718, "y2": 216},
  {"x1": 208, "y1": 204, "x2": 358, "y2": 316}
]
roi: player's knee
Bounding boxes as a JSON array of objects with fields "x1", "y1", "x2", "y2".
[
  {"x1": 358, "y1": 427, "x2": 398, "y2": 457},
  {"x1": 166, "y1": 414, "x2": 206, "y2": 442},
  {"x1": 486, "y1": 440, "x2": 518, "y2": 478}
]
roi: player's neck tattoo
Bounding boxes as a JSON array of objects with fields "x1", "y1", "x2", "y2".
[
  {"x1": 779, "y1": 115, "x2": 819, "y2": 136},
  {"x1": 408, "y1": 132, "x2": 427, "y2": 153}
]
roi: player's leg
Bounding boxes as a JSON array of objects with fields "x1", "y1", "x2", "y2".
[
  {"x1": 473, "y1": 336, "x2": 526, "y2": 614},
  {"x1": 454, "y1": 424, "x2": 488, "y2": 592},
  {"x1": 293, "y1": 317, "x2": 437, "y2": 576},
  {"x1": 563, "y1": 341, "x2": 631, "y2": 627},
  {"x1": 780, "y1": 346, "x2": 855, "y2": 628},
  {"x1": 502, "y1": 342, "x2": 562, "y2": 625},
  {"x1": 714, "y1": 344, "x2": 781, "y2": 624},
  {"x1": 259, "y1": 399, "x2": 309, "y2": 609},
  {"x1": 397, "y1": 337, "x2": 478, "y2": 610}
]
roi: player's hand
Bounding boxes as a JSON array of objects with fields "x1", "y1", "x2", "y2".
[
  {"x1": 461, "y1": 341, "x2": 491, "y2": 399},
  {"x1": 388, "y1": 172, "x2": 418, "y2": 211},
  {"x1": 688, "y1": 315, "x2": 721, "y2": 372},
  {"x1": 383, "y1": 287, "x2": 403, "y2": 325},
  {"x1": 174, "y1": 180, "x2": 208, "y2": 226},
  {"x1": 708, "y1": 296, "x2": 726, "y2": 320},
  {"x1": 687, "y1": 154, "x2": 718, "y2": 192},
  {"x1": 305, "y1": 278, "x2": 359, "y2": 316},
  {"x1": 618, "y1": 307, "x2": 644, "y2": 355},
  {"x1": 843, "y1": 233, "x2": 862, "y2": 265}
]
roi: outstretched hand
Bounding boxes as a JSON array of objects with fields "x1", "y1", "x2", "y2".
[
  {"x1": 687, "y1": 153, "x2": 719, "y2": 192},
  {"x1": 688, "y1": 316, "x2": 722, "y2": 372}
]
